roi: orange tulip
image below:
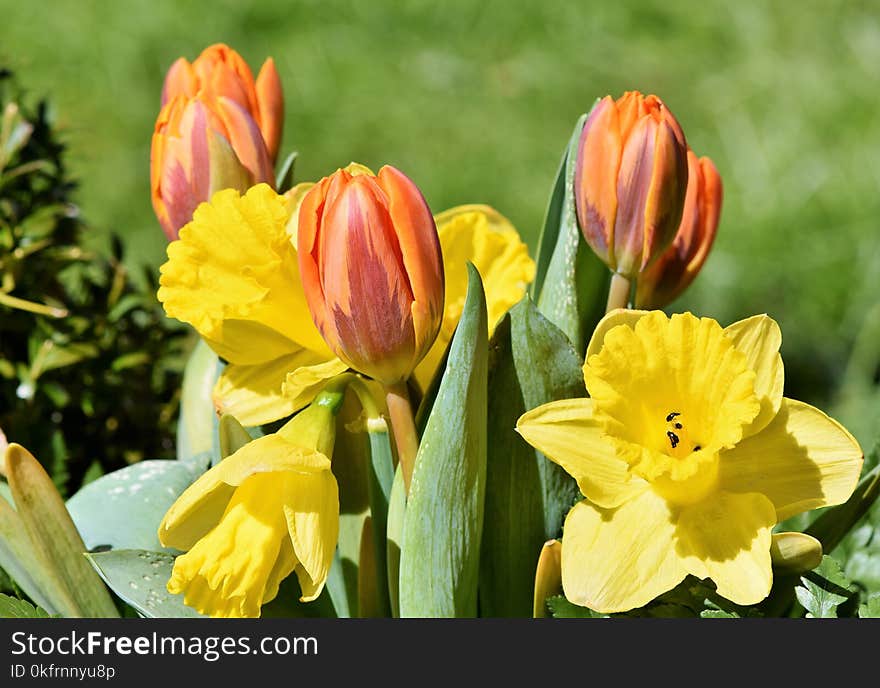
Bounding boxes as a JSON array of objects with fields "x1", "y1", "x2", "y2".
[
  {"x1": 635, "y1": 150, "x2": 722, "y2": 309},
  {"x1": 297, "y1": 165, "x2": 445, "y2": 385},
  {"x1": 574, "y1": 91, "x2": 689, "y2": 279},
  {"x1": 151, "y1": 44, "x2": 283, "y2": 240}
]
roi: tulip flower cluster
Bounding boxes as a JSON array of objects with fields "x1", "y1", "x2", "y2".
[{"x1": 2, "y1": 43, "x2": 865, "y2": 626}]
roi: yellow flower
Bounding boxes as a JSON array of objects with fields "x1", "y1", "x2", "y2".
[
  {"x1": 158, "y1": 399, "x2": 340, "y2": 617},
  {"x1": 158, "y1": 183, "x2": 348, "y2": 426},
  {"x1": 516, "y1": 310, "x2": 863, "y2": 613},
  {"x1": 412, "y1": 204, "x2": 536, "y2": 392}
]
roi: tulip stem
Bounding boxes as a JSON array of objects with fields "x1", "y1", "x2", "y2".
[
  {"x1": 605, "y1": 273, "x2": 632, "y2": 313},
  {"x1": 384, "y1": 382, "x2": 419, "y2": 495}
]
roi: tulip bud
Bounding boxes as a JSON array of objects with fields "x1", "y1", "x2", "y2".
[
  {"x1": 151, "y1": 43, "x2": 282, "y2": 240},
  {"x1": 574, "y1": 91, "x2": 689, "y2": 279},
  {"x1": 635, "y1": 151, "x2": 722, "y2": 309},
  {"x1": 297, "y1": 165, "x2": 445, "y2": 385}
]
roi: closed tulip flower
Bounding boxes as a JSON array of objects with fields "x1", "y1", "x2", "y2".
[
  {"x1": 635, "y1": 150, "x2": 722, "y2": 309},
  {"x1": 297, "y1": 165, "x2": 444, "y2": 386},
  {"x1": 575, "y1": 91, "x2": 689, "y2": 283},
  {"x1": 151, "y1": 43, "x2": 283, "y2": 240}
]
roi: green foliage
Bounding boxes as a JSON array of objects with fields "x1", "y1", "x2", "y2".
[
  {"x1": 0, "y1": 592, "x2": 50, "y2": 618},
  {"x1": 545, "y1": 595, "x2": 605, "y2": 619},
  {"x1": 794, "y1": 556, "x2": 857, "y2": 618},
  {"x1": 0, "y1": 70, "x2": 187, "y2": 496},
  {"x1": 399, "y1": 264, "x2": 488, "y2": 617},
  {"x1": 859, "y1": 593, "x2": 880, "y2": 619}
]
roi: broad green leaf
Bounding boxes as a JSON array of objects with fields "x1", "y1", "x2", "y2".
[
  {"x1": 0, "y1": 593, "x2": 50, "y2": 618},
  {"x1": 85, "y1": 550, "x2": 202, "y2": 618},
  {"x1": 386, "y1": 464, "x2": 405, "y2": 618},
  {"x1": 399, "y1": 264, "x2": 488, "y2": 617},
  {"x1": 545, "y1": 595, "x2": 605, "y2": 619},
  {"x1": 6, "y1": 444, "x2": 118, "y2": 617},
  {"x1": 794, "y1": 556, "x2": 855, "y2": 618},
  {"x1": 532, "y1": 106, "x2": 610, "y2": 353},
  {"x1": 479, "y1": 297, "x2": 584, "y2": 616},
  {"x1": 67, "y1": 459, "x2": 206, "y2": 553},
  {"x1": 364, "y1": 414, "x2": 394, "y2": 617},
  {"x1": 324, "y1": 550, "x2": 351, "y2": 619},
  {"x1": 177, "y1": 337, "x2": 222, "y2": 464},
  {"x1": 0, "y1": 489, "x2": 63, "y2": 614}
]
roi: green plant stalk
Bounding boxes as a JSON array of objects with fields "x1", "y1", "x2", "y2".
[{"x1": 605, "y1": 272, "x2": 632, "y2": 313}]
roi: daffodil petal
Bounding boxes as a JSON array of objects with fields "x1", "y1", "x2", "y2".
[
  {"x1": 158, "y1": 184, "x2": 332, "y2": 364},
  {"x1": 282, "y1": 358, "x2": 350, "y2": 411},
  {"x1": 561, "y1": 493, "x2": 687, "y2": 613},
  {"x1": 583, "y1": 308, "x2": 651, "y2": 363},
  {"x1": 414, "y1": 204, "x2": 535, "y2": 392},
  {"x1": 724, "y1": 314, "x2": 784, "y2": 437},
  {"x1": 214, "y1": 351, "x2": 342, "y2": 427},
  {"x1": 516, "y1": 398, "x2": 646, "y2": 508},
  {"x1": 677, "y1": 491, "x2": 775, "y2": 606},
  {"x1": 720, "y1": 398, "x2": 863, "y2": 521},
  {"x1": 283, "y1": 469, "x2": 339, "y2": 602},
  {"x1": 159, "y1": 433, "x2": 331, "y2": 550}
]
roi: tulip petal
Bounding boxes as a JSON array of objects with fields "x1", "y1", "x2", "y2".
[
  {"x1": 574, "y1": 96, "x2": 620, "y2": 266},
  {"x1": 214, "y1": 96, "x2": 274, "y2": 186},
  {"x1": 561, "y1": 494, "x2": 687, "y2": 613},
  {"x1": 516, "y1": 398, "x2": 646, "y2": 508},
  {"x1": 677, "y1": 491, "x2": 775, "y2": 606},
  {"x1": 159, "y1": 184, "x2": 332, "y2": 362},
  {"x1": 283, "y1": 469, "x2": 339, "y2": 601},
  {"x1": 723, "y1": 314, "x2": 784, "y2": 437},
  {"x1": 255, "y1": 57, "x2": 284, "y2": 163},
  {"x1": 720, "y1": 398, "x2": 863, "y2": 521},
  {"x1": 161, "y1": 58, "x2": 197, "y2": 105},
  {"x1": 413, "y1": 204, "x2": 535, "y2": 391},
  {"x1": 159, "y1": 433, "x2": 331, "y2": 551}
]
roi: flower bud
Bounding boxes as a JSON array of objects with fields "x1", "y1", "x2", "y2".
[
  {"x1": 297, "y1": 165, "x2": 445, "y2": 385},
  {"x1": 635, "y1": 150, "x2": 722, "y2": 309},
  {"x1": 769, "y1": 532, "x2": 823, "y2": 573},
  {"x1": 533, "y1": 539, "x2": 563, "y2": 618},
  {"x1": 574, "y1": 91, "x2": 689, "y2": 279},
  {"x1": 151, "y1": 43, "x2": 282, "y2": 240}
]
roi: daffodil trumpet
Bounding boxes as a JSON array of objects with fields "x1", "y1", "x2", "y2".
[{"x1": 517, "y1": 309, "x2": 863, "y2": 613}]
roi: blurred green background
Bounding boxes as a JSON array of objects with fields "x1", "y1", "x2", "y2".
[{"x1": 2, "y1": 0, "x2": 879, "y2": 445}]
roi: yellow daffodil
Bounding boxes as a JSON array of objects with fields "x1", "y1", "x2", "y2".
[
  {"x1": 158, "y1": 183, "x2": 349, "y2": 426},
  {"x1": 413, "y1": 204, "x2": 536, "y2": 392},
  {"x1": 158, "y1": 395, "x2": 341, "y2": 617},
  {"x1": 516, "y1": 309, "x2": 863, "y2": 613}
]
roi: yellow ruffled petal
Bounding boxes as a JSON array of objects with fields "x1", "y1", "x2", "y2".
[
  {"x1": 723, "y1": 314, "x2": 784, "y2": 437},
  {"x1": 677, "y1": 491, "x2": 775, "y2": 606},
  {"x1": 159, "y1": 433, "x2": 331, "y2": 550},
  {"x1": 283, "y1": 469, "x2": 339, "y2": 602},
  {"x1": 516, "y1": 398, "x2": 646, "y2": 508},
  {"x1": 561, "y1": 493, "x2": 687, "y2": 613},
  {"x1": 413, "y1": 204, "x2": 535, "y2": 391},
  {"x1": 214, "y1": 351, "x2": 345, "y2": 427},
  {"x1": 720, "y1": 398, "x2": 863, "y2": 521},
  {"x1": 282, "y1": 358, "x2": 350, "y2": 412},
  {"x1": 158, "y1": 184, "x2": 331, "y2": 364},
  {"x1": 583, "y1": 308, "x2": 650, "y2": 363},
  {"x1": 167, "y1": 472, "x2": 298, "y2": 618}
]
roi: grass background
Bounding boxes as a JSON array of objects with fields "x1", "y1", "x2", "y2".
[{"x1": 3, "y1": 0, "x2": 879, "y2": 445}]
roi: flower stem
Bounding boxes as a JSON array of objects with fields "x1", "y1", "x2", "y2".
[
  {"x1": 605, "y1": 273, "x2": 632, "y2": 313},
  {"x1": 384, "y1": 381, "x2": 419, "y2": 495}
]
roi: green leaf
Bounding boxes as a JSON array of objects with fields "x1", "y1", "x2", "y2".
[
  {"x1": 399, "y1": 264, "x2": 488, "y2": 617},
  {"x1": 6, "y1": 443, "x2": 119, "y2": 617},
  {"x1": 176, "y1": 337, "x2": 222, "y2": 464},
  {"x1": 275, "y1": 150, "x2": 298, "y2": 193},
  {"x1": 859, "y1": 593, "x2": 880, "y2": 618},
  {"x1": 795, "y1": 556, "x2": 855, "y2": 618},
  {"x1": 0, "y1": 593, "x2": 50, "y2": 618},
  {"x1": 479, "y1": 296, "x2": 584, "y2": 616},
  {"x1": 545, "y1": 595, "x2": 605, "y2": 619},
  {"x1": 67, "y1": 459, "x2": 206, "y2": 553},
  {"x1": 85, "y1": 550, "x2": 203, "y2": 618},
  {"x1": 386, "y1": 464, "x2": 406, "y2": 618},
  {"x1": 532, "y1": 106, "x2": 610, "y2": 352},
  {"x1": 364, "y1": 414, "x2": 394, "y2": 617},
  {"x1": 700, "y1": 609, "x2": 739, "y2": 619}
]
